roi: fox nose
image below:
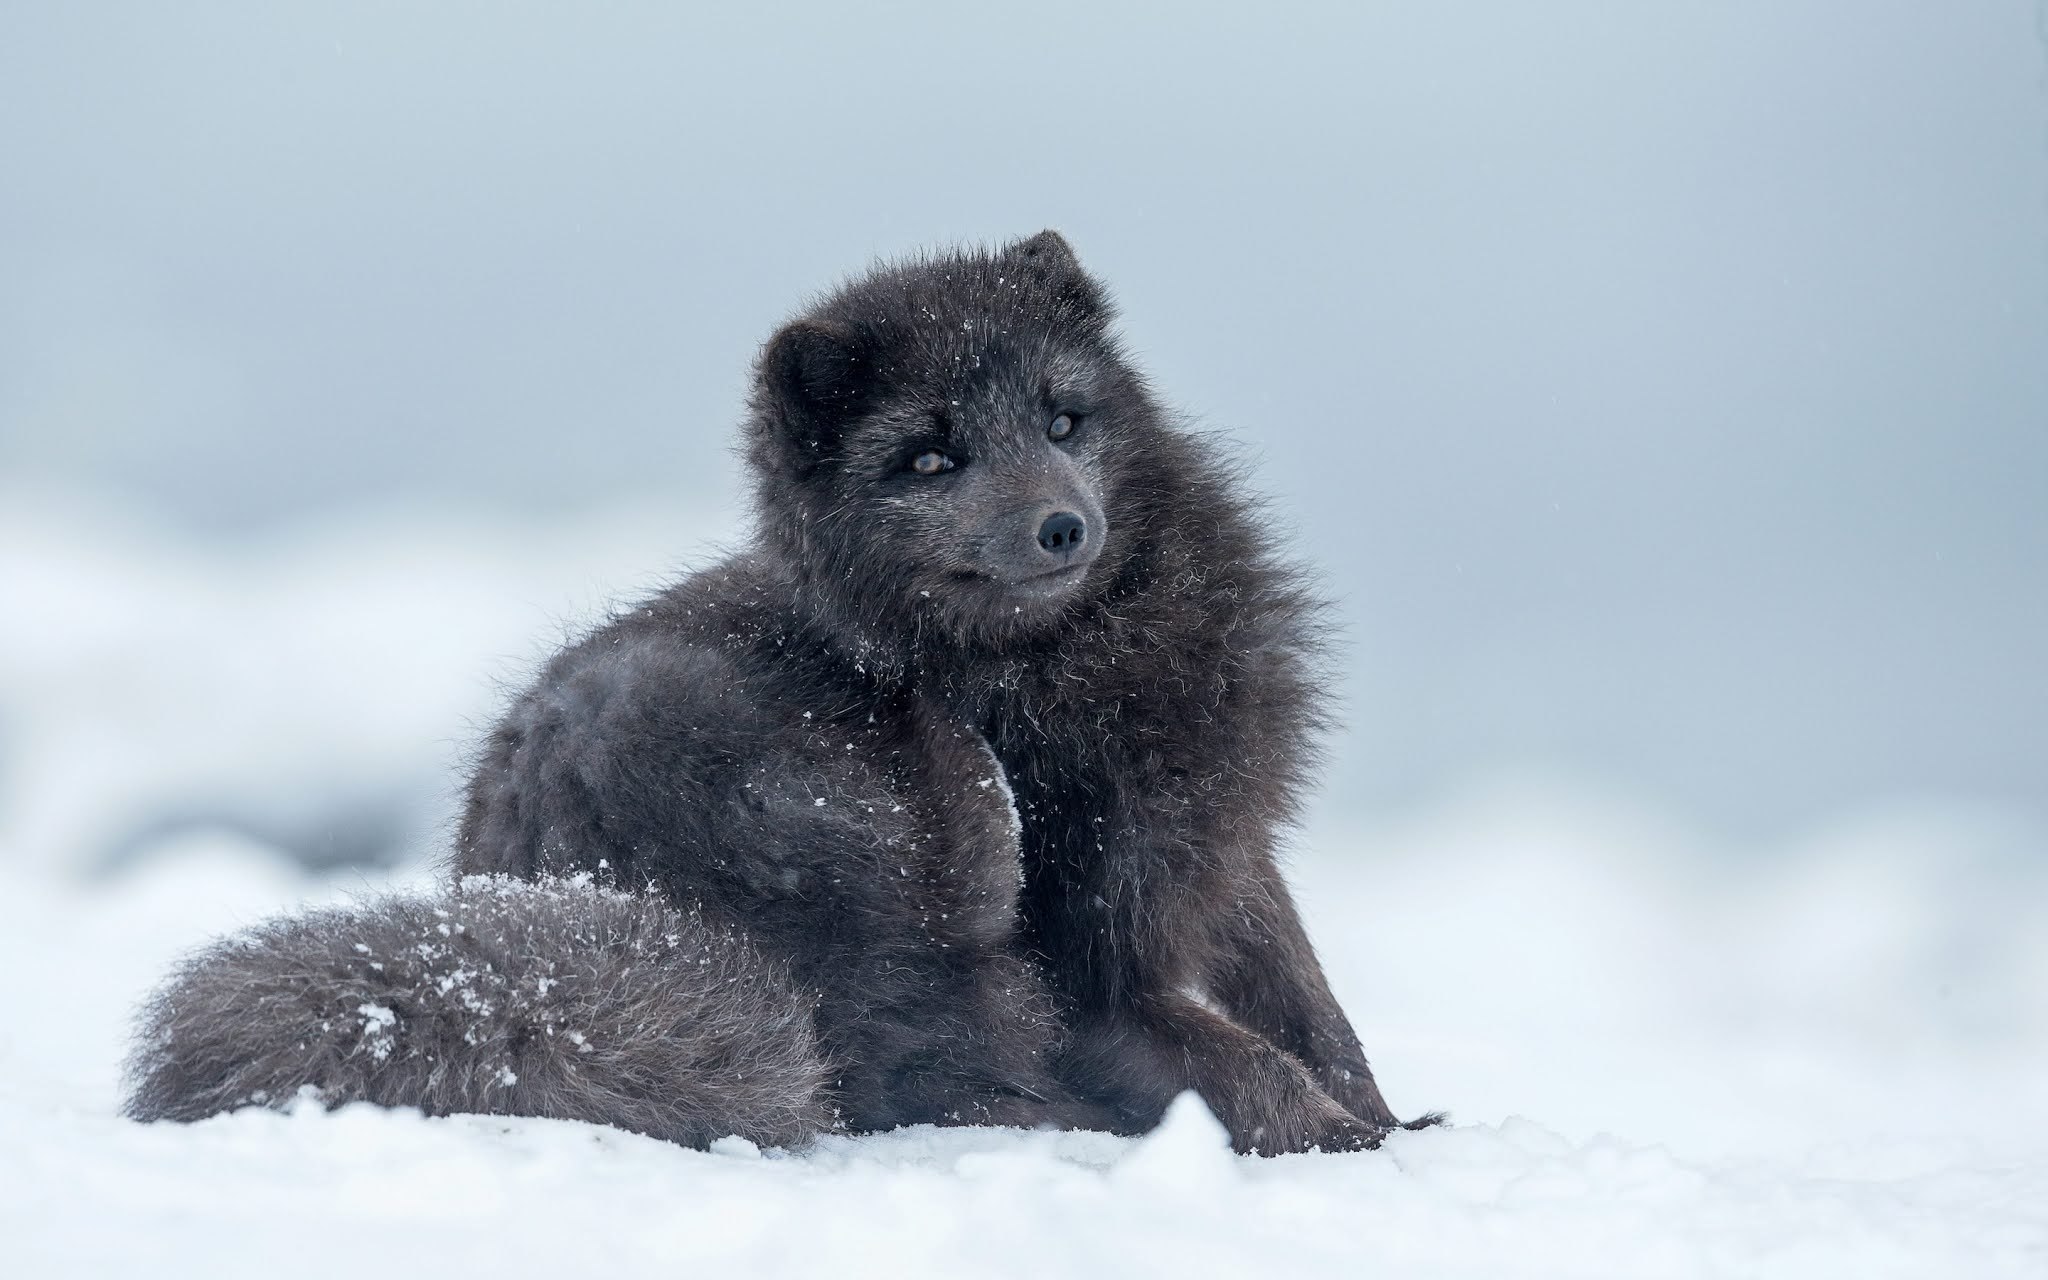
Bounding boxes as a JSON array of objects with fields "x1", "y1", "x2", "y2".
[{"x1": 1037, "y1": 512, "x2": 1087, "y2": 556}]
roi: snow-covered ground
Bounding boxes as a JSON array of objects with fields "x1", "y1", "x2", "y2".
[{"x1": 3, "y1": 495, "x2": 2045, "y2": 1277}]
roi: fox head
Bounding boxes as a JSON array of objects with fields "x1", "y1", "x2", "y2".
[{"x1": 747, "y1": 232, "x2": 1169, "y2": 653}]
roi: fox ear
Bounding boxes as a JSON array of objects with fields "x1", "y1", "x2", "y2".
[
  {"x1": 1006, "y1": 229, "x2": 1110, "y2": 321},
  {"x1": 1012, "y1": 229, "x2": 1081, "y2": 271},
  {"x1": 757, "y1": 319, "x2": 867, "y2": 461}
]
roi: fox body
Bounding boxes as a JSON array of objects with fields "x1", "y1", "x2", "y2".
[{"x1": 129, "y1": 233, "x2": 1432, "y2": 1154}]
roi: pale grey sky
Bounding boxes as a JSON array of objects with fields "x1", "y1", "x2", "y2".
[{"x1": 4, "y1": 2, "x2": 2044, "y2": 835}]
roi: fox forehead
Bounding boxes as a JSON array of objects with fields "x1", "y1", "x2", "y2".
[{"x1": 867, "y1": 333, "x2": 1109, "y2": 420}]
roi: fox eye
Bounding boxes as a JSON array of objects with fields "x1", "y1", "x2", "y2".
[
  {"x1": 1048, "y1": 412, "x2": 1078, "y2": 441},
  {"x1": 910, "y1": 449, "x2": 955, "y2": 475}
]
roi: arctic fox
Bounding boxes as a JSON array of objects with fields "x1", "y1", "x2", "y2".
[{"x1": 128, "y1": 233, "x2": 1437, "y2": 1154}]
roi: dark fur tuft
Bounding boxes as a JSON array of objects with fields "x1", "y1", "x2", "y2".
[{"x1": 124, "y1": 876, "x2": 833, "y2": 1149}]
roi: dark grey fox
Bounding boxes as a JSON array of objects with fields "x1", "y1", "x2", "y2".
[{"x1": 127, "y1": 233, "x2": 1438, "y2": 1154}]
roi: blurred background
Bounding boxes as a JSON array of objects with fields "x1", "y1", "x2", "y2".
[{"x1": 1, "y1": 2, "x2": 2045, "y2": 1158}]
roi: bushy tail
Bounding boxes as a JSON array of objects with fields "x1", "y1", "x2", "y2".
[{"x1": 124, "y1": 875, "x2": 834, "y2": 1150}]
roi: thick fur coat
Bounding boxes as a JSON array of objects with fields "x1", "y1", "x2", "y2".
[
  {"x1": 127, "y1": 876, "x2": 832, "y2": 1148},
  {"x1": 129, "y1": 233, "x2": 1434, "y2": 1154}
]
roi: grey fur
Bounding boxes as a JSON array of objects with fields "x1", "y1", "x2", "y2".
[
  {"x1": 124, "y1": 233, "x2": 1440, "y2": 1153},
  {"x1": 124, "y1": 876, "x2": 833, "y2": 1149}
]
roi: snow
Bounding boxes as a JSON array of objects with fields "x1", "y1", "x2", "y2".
[{"x1": 3, "y1": 495, "x2": 2046, "y2": 1277}]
